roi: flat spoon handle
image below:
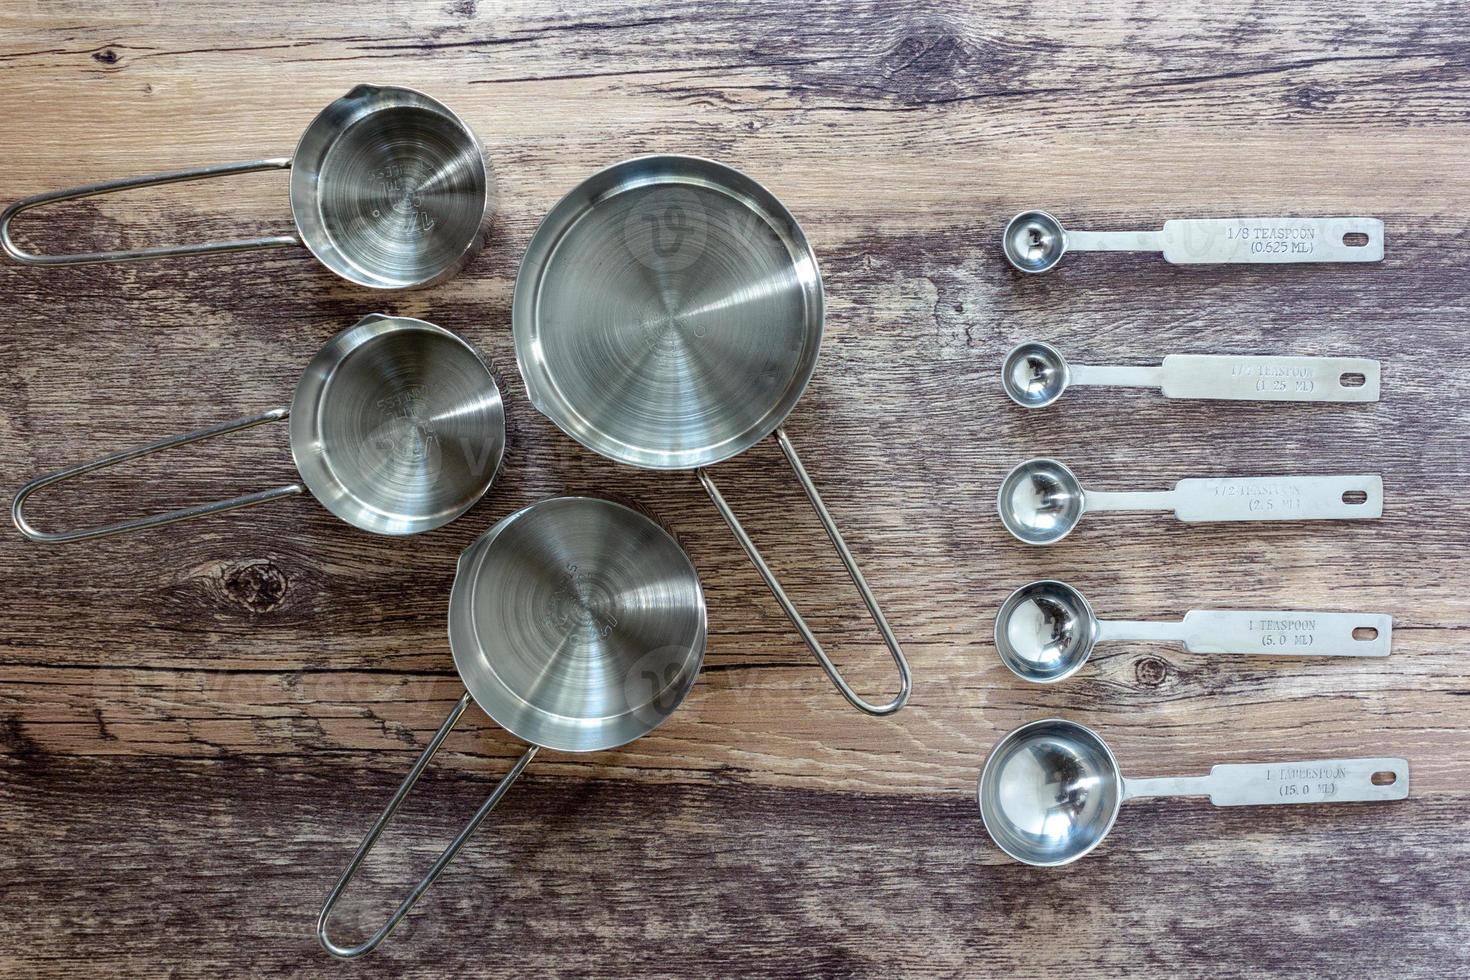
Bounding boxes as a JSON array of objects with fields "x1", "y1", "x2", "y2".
[
  {"x1": 1123, "y1": 758, "x2": 1409, "y2": 805},
  {"x1": 1159, "y1": 354, "x2": 1379, "y2": 401},
  {"x1": 1097, "y1": 610, "x2": 1392, "y2": 657},
  {"x1": 1159, "y1": 217, "x2": 1383, "y2": 264},
  {"x1": 1170, "y1": 475, "x2": 1382, "y2": 522},
  {"x1": 1180, "y1": 610, "x2": 1391, "y2": 656},
  {"x1": 1063, "y1": 217, "x2": 1383, "y2": 263},
  {"x1": 1068, "y1": 355, "x2": 1380, "y2": 402}
]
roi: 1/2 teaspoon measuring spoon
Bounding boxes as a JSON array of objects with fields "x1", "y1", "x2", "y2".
[
  {"x1": 993, "y1": 579, "x2": 1392, "y2": 684},
  {"x1": 1002, "y1": 341, "x2": 1381, "y2": 408},
  {"x1": 1002, "y1": 209, "x2": 1384, "y2": 273},
  {"x1": 977, "y1": 718, "x2": 1408, "y2": 866},
  {"x1": 997, "y1": 458, "x2": 1382, "y2": 545}
]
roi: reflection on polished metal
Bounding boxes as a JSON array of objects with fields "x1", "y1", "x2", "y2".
[
  {"x1": 978, "y1": 718, "x2": 1409, "y2": 866},
  {"x1": 1001, "y1": 340, "x2": 1381, "y2": 408},
  {"x1": 11, "y1": 314, "x2": 504, "y2": 542},
  {"x1": 1002, "y1": 209, "x2": 1383, "y2": 274},
  {"x1": 0, "y1": 85, "x2": 492, "y2": 289},
  {"x1": 997, "y1": 457, "x2": 1383, "y2": 546},
  {"x1": 513, "y1": 154, "x2": 910, "y2": 716},
  {"x1": 317, "y1": 497, "x2": 706, "y2": 958},
  {"x1": 994, "y1": 579, "x2": 1393, "y2": 684}
]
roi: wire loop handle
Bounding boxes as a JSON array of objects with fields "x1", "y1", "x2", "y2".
[
  {"x1": 317, "y1": 691, "x2": 539, "y2": 959},
  {"x1": 699, "y1": 428, "x2": 912, "y2": 716},
  {"x1": 12, "y1": 408, "x2": 300, "y2": 543},
  {"x1": 1, "y1": 158, "x2": 297, "y2": 265}
]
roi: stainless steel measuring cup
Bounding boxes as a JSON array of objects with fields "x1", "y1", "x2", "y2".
[
  {"x1": 1, "y1": 85, "x2": 492, "y2": 289},
  {"x1": 994, "y1": 579, "x2": 1392, "y2": 683},
  {"x1": 317, "y1": 496, "x2": 706, "y2": 958},
  {"x1": 1002, "y1": 340, "x2": 1381, "y2": 408},
  {"x1": 998, "y1": 458, "x2": 1382, "y2": 545},
  {"x1": 12, "y1": 314, "x2": 504, "y2": 543},
  {"x1": 513, "y1": 154, "x2": 910, "y2": 716},
  {"x1": 978, "y1": 718, "x2": 1408, "y2": 866},
  {"x1": 1003, "y1": 209, "x2": 1383, "y2": 273}
]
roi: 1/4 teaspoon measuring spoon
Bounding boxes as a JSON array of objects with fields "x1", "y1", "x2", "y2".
[
  {"x1": 1002, "y1": 209, "x2": 1384, "y2": 274},
  {"x1": 993, "y1": 579, "x2": 1391, "y2": 684},
  {"x1": 977, "y1": 718, "x2": 1409, "y2": 866},
  {"x1": 997, "y1": 458, "x2": 1382, "y2": 545},
  {"x1": 1002, "y1": 341, "x2": 1380, "y2": 408}
]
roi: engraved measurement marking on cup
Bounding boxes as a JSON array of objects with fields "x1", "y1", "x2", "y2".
[
  {"x1": 639, "y1": 314, "x2": 707, "y2": 352},
  {"x1": 373, "y1": 385, "x2": 439, "y2": 464},
  {"x1": 370, "y1": 163, "x2": 436, "y2": 238},
  {"x1": 551, "y1": 563, "x2": 618, "y2": 637}
]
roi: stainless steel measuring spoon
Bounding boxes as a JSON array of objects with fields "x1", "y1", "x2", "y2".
[
  {"x1": 977, "y1": 718, "x2": 1408, "y2": 866},
  {"x1": 1002, "y1": 341, "x2": 1380, "y2": 408},
  {"x1": 997, "y1": 458, "x2": 1382, "y2": 546},
  {"x1": 1002, "y1": 209, "x2": 1383, "y2": 273},
  {"x1": 994, "y1": 579, "x2": 1392, "y2": 683}
]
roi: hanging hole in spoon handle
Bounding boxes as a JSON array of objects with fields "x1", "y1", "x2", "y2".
[
  {"x1": 1, "y1": 159, "x2": 299, "y2": 265},
  {"x1": 11, "y1": 409, "x2": 303, "y2": 543}
]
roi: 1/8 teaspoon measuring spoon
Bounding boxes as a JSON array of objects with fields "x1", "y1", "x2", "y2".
[
  {"x1": 977, "y1": 718, "x2": 1408, "y2": 866},
  {"x1": 998, "y1": 458, "x2": 1382, "y2": 546},
  {"x1": 1002, "y1": 341, "x2": 1381, "y2": 408},
  {"x1": 1002, "y1": 209, "x2": 1383, "y2": 273},
  {"x1": 993, "y1": 579, "x2": 1391, "y2": 684}
]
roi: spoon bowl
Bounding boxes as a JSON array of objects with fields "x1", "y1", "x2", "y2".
[
  {"x1": 1002, "y1": 341, "x2": 1071, "y2": 408},
  {"x1": 997, "y1": 458, "x2": 1085, "y2": 545},
  {"x1": 994, "y1": 580, "x2": 1098, "y2": 682},
  {"x1": 1002, "y1": 210, "x2": 1068, "y2": 274},
  {"x1": 977, "y1": 718, "x2": 1122, "y2": 866}
]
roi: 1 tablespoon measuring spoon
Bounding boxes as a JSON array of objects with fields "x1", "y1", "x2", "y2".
[
  {"x1": 1002, "y1": 209, "x2": 1383, "y2": 273},
  {"x1": 993, "y1": 579, "x2": 1391, "y2": 683},
  {"x1": 1001, "y1": 341, "x2": 1380, "y2": 408},
  {"x1": 977, "y1": 718, "x2": 1409, "y2": 867},
  {"x1": 997, "y1": 458, "x2": 1382, "y2": 546}
]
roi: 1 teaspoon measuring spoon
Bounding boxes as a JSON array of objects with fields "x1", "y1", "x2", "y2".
[
  {"x1": 993, "y1": 580, "x2": 1391, "y2": 684},
  {"x1": 977, "y1": 718, "x2": 1409, "y2": 866},
  {"x1": 1002, "y1": 341, "x2": 1380, "y2": 408},
  {"x1": 1002, "y1": 209, "x2": 1384, "y2": 274},
  {"x1": 997, "y1": 458, "x2": 1382, "y2": 546}
]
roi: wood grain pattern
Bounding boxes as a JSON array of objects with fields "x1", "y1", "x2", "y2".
[{"x1": 2, "y1": 0, "x2": 1468, "y2": 976}]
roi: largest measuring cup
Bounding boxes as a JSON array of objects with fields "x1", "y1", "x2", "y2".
[{"x1": 513, "y1": 155, "x2": 911, "y2": 716}]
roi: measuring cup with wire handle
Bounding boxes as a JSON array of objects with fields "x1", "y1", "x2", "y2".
[
  {"x1": 1, "y1": 85, "x2": 493, "y2": 290},
  {"x1": 513, "y1": 154, "x2": 911, "y2": 716},
  {"x1": 11, "y1": 314, "x2": 505, "y2": 543},
  {"x1": 316, "y1": 497, "x2": 706, "y2": 957}
]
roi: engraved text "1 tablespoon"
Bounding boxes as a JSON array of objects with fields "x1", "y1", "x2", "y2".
[
  {"x1": 977, "y1": 718, "x2": 1408, "y2": 866},
  {"x1": 992, "y1": 579, "x2": 1392, "y2": 684}
]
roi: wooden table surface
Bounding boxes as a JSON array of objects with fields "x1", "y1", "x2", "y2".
[{"x1": 2, "y1": 1, "x2": 1467, "y2": 976}]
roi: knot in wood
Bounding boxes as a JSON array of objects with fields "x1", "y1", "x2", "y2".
[
  {"x1": 222, "y1": 560, "x2": 289, "y2": 614},
  {"x1": 1134, "y1": 656, "x2": 1169, "y2": 688}
]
